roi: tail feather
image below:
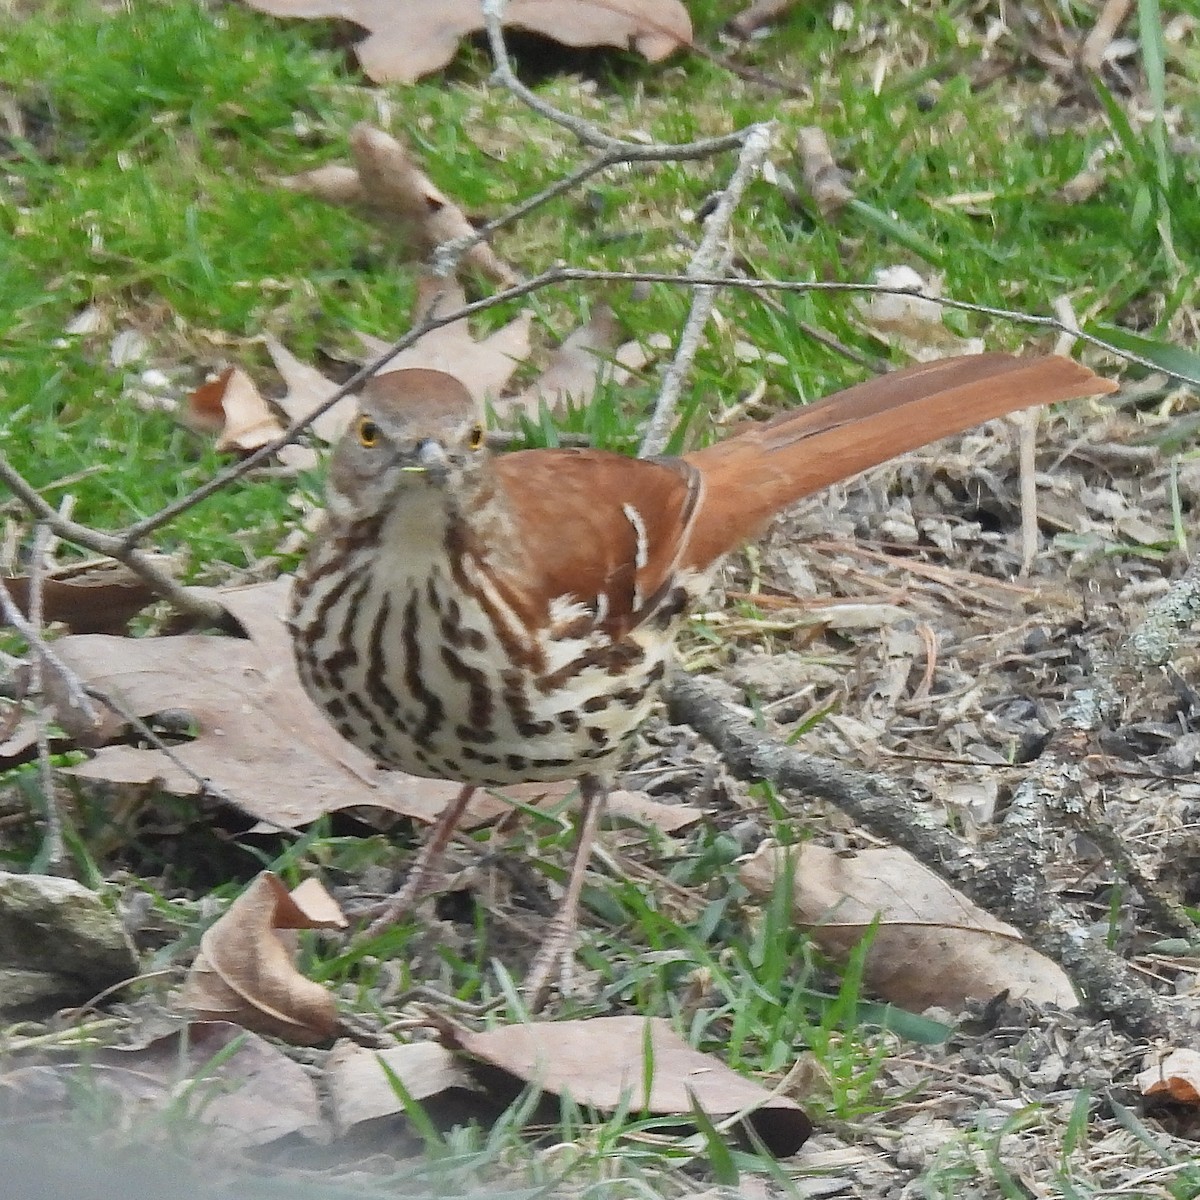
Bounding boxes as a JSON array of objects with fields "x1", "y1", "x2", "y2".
[{"x1": 680, "y1": 354, "x2": 1116, "y2": 570}]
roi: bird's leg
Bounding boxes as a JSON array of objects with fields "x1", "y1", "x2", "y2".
[
  {"x1": 363, "y1": 783, "x2": 478, "y2": 938},
  {"x1": 523, "y1": 773, "x2": 608, "y2": 1007}
]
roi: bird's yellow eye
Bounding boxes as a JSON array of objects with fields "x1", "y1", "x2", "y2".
[
  {"x1": 358, "y1": 417, "x2": 380, "y2": 448},
  {"x1": 468, "y1": 423, "x2": 485, "y2": 451}
]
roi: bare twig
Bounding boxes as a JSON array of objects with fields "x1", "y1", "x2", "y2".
[
  {"x1": 641, "y1": 122, "x2": 774, "y2": 457},
  {"x1": 480, "y1": 0, "x2": 752, "y2": 160},
  {"x1": 433, "y1": 0, "x2": 760, "y2": 282},
  {"x1": 0, "y1": 455, "x2": 224, "y2": 625},
  {"x1": 0, "y1": 575, "x2": 98, "y2": 726},
  {"x1": 5, "y1": 270, "x2": 1145, "y2": 574}
]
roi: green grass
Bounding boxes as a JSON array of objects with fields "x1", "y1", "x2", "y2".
[
  {"x1": 3, "y1": 0, "x2": 1200, "y2": 1194},
  {"x1": 3, "y1": 0, "x2": 1196, "y2": 572}
]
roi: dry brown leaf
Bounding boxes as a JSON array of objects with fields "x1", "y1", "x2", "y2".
[
  {"x1": 1136, "y1": 1048, "x2": 1200, "y2": 1105},
  {"x1": 184, "y1": 367, "x2": 282, "y2": 452},
  {"x1": 179, "y1": 872, "x2": 343, "y2": 1044},
  {"x1": 281, "y1": 124, "x2": 517, "y2": 285},
  {"x1": 855, "y1": 266, "x2": 985, "y2": 361},
  {"x1": 103, "y1": 1023, "x2": 323, "y2": 1145},
  {"x1": 2, "y1": 563, "x2": 156, "y2": 634},
  {"x1": 740, "y1": 842, "x2": 1077, "y2": 1011},
  {"x1": 52, "y1": 578, "x2": 568, "y2": 831},
  {"x1": 606, "y1": 789, "x2": 703, "y2": 834},
  {"x1": 0, "y1": 1025, "x2": 324, "y2": 1146},
  {"x1": 243, "y1": 1, "x2": 691, "y2": 84},
  {"x1": 357, "y1": 276, "x2": 532, "y2": 405},
  {"x1": 446, "y1": 1015, "x2": 812, "y2": 1156},
  {"x1": 0, "y1": 716, "x2": 37, "y2": 768},
  {"x1": 264, "y1": 334, "x2": 352, "y2": 443},
  {"x1": 182, "y1": 367, "x2": 319, "y2": 470},
  {"x1": 496, "y1": 304, "x2": 649, "y2": 421},
  {"x1": 327, "y1": 1040, "x2": 486, "y2": 1135}
]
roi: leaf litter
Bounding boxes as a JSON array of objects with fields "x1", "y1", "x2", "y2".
[{"x1": 5, "y1": 5, "x2": 1200, "y2": 1195}]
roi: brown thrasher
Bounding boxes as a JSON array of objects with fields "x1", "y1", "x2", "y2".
[{"x1": 289, "y1": 353, "x2": 1115, "y2": 999}]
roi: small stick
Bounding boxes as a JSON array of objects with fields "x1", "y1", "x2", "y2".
[{"x1": 640, "y1": 122, "x2": 774, "y2": 457}]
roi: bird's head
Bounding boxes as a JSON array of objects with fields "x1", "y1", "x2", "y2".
[{"x1": 327, "y1": 369, "x2": 486, "y2": 516}]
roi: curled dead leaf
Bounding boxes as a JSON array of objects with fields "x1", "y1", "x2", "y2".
[
  {"x1": 2, "y1": 562, "x2": 157, "y2": 634},
  {"x1": 178, "y1": 872, "x2": 343, "y2": 1044},
  {"x1": 281, "y1": 124, "x2": 517, "y2": 286},
  {"x1": 182, "y1": 368, "x2": 319, "y2": 470},
  {"x1": 183, "y1": 367, "x2": 282, "y2": 453}
]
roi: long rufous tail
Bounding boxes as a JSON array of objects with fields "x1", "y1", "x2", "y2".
[{"x1": 680, "y1": 353, "x2": 1116, "y2": 569}]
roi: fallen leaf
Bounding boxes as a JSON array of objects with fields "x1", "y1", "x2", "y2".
[
  {"x1": 281, "y1": 124, "x2": 517, "y2": 285},
  {"x1": 327, "y1": 1039, "x2": 489, "y2": 1136},
  {"x1": 445, "y1": 1015, "x2": 812, "y2": 1156},
  {"x1": 264, "y1": 335, "x2": 351, "y2": 443},
  {"x1": 1136, "y1": 1048, "x2": 1200, "y2": 1105},
  {"x1": 855, "y1": 266, "x2": 985, "y2": 361},
  {"x1": 179, "y1": 872, "x2": 342, "y2": 1044},
  {"x1": 52, "y1": 578, "x2": 569, "y2": 831},
  {"x1": 2, "y1": 562, "x2": 157, "y2": 634},
  {"x1": 357, "y1": 276, "x2": 531, "y2": 405},
  {"x1": 0, "y1": 716, "x2": 37, "y2": 769},
  {"x1": 606, "y1": 788, "x2": 703, "y2": 834},
  {"x1": 739, "y1": 842, "x2": 1078, "y2": 1011},
  {"x1": 496, "y1": 303, "x2": 649, "y2": 421},
  {"x1": 242, "y1": 0, "x2": 692, "y2": 84},
  {"x1": 184, "y1": 367, "x2": 282, "y2": 452},
  {"x1": 0, "y1": 1023, "x2": 325, "y2": 1146}
]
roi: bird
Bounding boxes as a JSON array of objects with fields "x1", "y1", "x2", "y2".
[{"x1": 288, "y1": 352, "x2": 1115, "y2": 1001}]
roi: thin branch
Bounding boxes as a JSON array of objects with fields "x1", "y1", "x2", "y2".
[
  {"x1": 4, "y1": 269, "x2": 1145, "y2": 572},
  {"x1": 114, "y1": 311, "x2": 452, "y2": 547},
  {"x1": 666, "y1": 672, "x2": 1192, "y2": 1041},
  {"x1": 0, "y1": 455, "x2": 225, "y2": 624},
  {"x1": 481, "y1": 0, "x2": 753, "y2": 160},
  {"x1": 433, "y1": 152, "x2": 619, "y2": 276},
  {"x1": 640, "y1": 122, "x2": 774, "y2": 456},
  {"x1": 0, "y1": 576, "x2": 98, "y2": 726}
]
